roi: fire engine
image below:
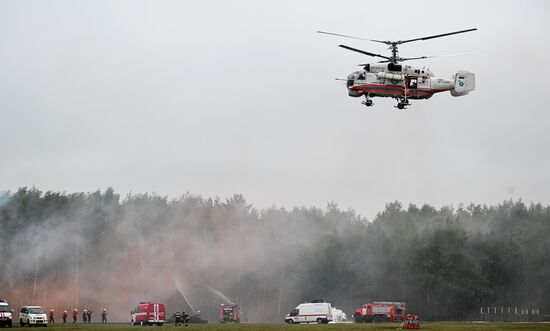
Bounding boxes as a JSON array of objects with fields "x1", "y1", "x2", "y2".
[
  {"x1": 353, "y1": 301, "x2": 406, "y2": 323},
  {"x1": 218, "y1": 304, "x2": 239, "y2": 323},
  {"x1": 131, "y1": 302, "x2": 165, "y2": 326}
]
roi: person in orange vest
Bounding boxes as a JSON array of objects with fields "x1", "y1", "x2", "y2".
[
  {"x1": 48, "y1": 310, "x2": 55, "y2": 324},
  {"x1": 72, "y1": 309, "x2": 78, "y2": 323},
  {"x1": 62, "y1": 310, "x2": 68, "y2": 324}
]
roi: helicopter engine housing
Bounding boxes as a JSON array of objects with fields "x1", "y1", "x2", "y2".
[
  {"x1": 364, "y1": 63, "x2": 386, "y2": 73},
  {"x1": 376, "y1": 72, "x2": 404, "y2": 81}
]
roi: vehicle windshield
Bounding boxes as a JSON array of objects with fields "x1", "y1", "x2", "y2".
[
  {"x1": 0, "y1": 306, "x2": 11, "y2": 312},
  {"x1": 29, "y1": 308, "x2": 44, "y2": 314}
]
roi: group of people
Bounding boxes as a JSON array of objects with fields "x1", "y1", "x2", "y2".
[
  {"x1": 47, "y1": 308, "x2": 108, "y2": 324},
  {"x1": 174, "y1": 311, "x2": 190, "y2": 326}
]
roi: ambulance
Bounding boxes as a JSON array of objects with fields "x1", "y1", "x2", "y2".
[
  {"x1": 285, "y1": 301, "x2": 333, "y2": 324},
  {"x1": 0, "y1": 299, "x2": 13, "y2": 328}
]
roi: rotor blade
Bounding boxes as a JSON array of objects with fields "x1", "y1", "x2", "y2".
[
  {"x1": 377, "y1": 56, "x2": 434, "y2": 63},
  {"x1": 338, "y1": 45, "x2": 392, "y2": 60},
  {"x1": 399, "y1": 28, "x2": 477, "y2": 44},
  {"x1": 432, "y1": 50, "x2": 484, "y2": 58},
  {"x1": 317, "y1": 31, "x2": 386, "y2": 43},
  {"x1": 399, "y1": 56, "x2": 434, "y2": 62},
  {"x1": 377, "y1": 50, "x2": 483, "y2": 63}
]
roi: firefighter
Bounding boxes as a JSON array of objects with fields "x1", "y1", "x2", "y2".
[
  {"x1": 82, "y1": 309, "x2": 88, "y2": 324},
  {"x1": 87, "y1": 309, "x2": 93, "y2": 323},
  {"x1": 182, "y1": 311, "x2": 190, "y2": 326},
  {"x1": 72, "y1": 309, "x2": 78, "y2": 323},
  {"x1": 48, "y1": 309, "x2": 55, "y2": 324},
  {"x1": 174, "y1": 311, "x2": 182, "y2": 326},
  {"x1": 101, "y1": 309, "x2": 107, "y2": 324},
  {"x1": 62, "y1": 310, "x2": 68, "y2": 324}
]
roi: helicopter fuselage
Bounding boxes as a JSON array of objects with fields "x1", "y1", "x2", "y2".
[{"x1": 346, "y1": 63, "x2": 456, "y2": 100}]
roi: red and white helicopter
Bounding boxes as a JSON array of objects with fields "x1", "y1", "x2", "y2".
[{"x1": 318, "y1": 28, "x2": 477, "y2": 109}]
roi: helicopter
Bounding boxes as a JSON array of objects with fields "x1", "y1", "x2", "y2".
[{"x1": 318, "y1": 28, "x2": 477, "y2": 109}]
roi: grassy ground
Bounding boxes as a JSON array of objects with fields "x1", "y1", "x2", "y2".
[{"x1": 5, "y1": 323, "x2": 550, "y2": 331}]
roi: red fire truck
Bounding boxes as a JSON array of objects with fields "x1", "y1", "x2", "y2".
[
  {"x1": 353, "y1": 301, "x2": 406, "y2": 323},
  {"x1": 219, "y1": 304, "x2": 239, "y2": 323},
  {"x1": 131, "y1": 302, "x2": 166, "y2": 326}
]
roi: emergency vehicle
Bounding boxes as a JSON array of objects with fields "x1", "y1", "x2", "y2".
[
  {"x1": 285, "y1": 302, "x2": 333, "y2": 324},
  {"x1": 218, "y1": 304, "x2": 239, "y2": 323},
  {"x1": 0, "y1": 299, "x2": 13, "y2": 327},
  {"x1": 353, "y1": 301, "x2": 406, "y2": 323},
  {"x1": 131, "y1": 302, "x2": 165, "y2": 326},
  {"x1": 19, "y1": 306, "x2": 47, "y2": 326}
]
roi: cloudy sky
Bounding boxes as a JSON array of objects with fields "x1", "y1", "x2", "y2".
[{"x1": 1, "y1": 0, "x2": 549, "y2": 218}]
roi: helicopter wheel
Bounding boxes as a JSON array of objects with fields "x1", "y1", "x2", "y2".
[
  {"x1": 361, "y1": 96, "x2": 374, "y2": 107},
  {"x1": 362, "y1": 100, "x2": 373, "y2": 107},
  {"x1": 396, "y1": 98, "x2": 409, "y2": 110}
]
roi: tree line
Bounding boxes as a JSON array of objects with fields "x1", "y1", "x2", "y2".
[{"x1": 0, "y1": 188, "x2": 548, "y2": 321}]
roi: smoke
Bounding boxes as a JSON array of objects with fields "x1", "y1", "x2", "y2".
[{"x1": 1, "y1": 189, "x2": 549, "y2": 322}]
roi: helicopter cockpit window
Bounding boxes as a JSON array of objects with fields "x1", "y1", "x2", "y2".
[
  {"x1": 357, "y1": 73, "x2": 365, "y2": 80},
  {"x1": 409, "y1": 78, "x2": 418, "y2": 89}
]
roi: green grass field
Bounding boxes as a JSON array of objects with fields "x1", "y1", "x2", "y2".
[{"x1": 7, "y1": 323, "x2": 550, "y2": 331}]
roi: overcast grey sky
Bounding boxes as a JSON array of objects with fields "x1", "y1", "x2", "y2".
[{"x1": 1, "y1": 0, "x2": 549, "y2": 218}]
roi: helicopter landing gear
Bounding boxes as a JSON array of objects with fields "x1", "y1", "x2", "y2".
[
  {"x1": 361, "y1": 95, "x2": 374, "y2": 107},
  {"x1": 395, "y1": 99, "x2": 410, "y2": 110}
]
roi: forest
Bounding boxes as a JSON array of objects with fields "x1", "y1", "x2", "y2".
[{"x1": 0, "y1": 188, "x2": 548, "y2": 322}]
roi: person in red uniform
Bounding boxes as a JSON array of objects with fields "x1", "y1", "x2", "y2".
[
  {"x1": 62, "y1": 311, "x2": 68, "y2": 324},
  {"x1": 48, "y1": 310, "x2": 55, "y2": 324},
  {"x1": 72, "y1": 309, "x2": 78, "y2": 323}
]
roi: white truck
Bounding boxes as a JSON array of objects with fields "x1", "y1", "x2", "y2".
[
  {"x1": 0, "y1": 299, "x2": 13, "y2": 328},
  {"x1": 19, "y1": 306, "x2": 48, "y2": 326},
  {"x1": 285, "y1": 302, "x2": 333, "y2": 324}
]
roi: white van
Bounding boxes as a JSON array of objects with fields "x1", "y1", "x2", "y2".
[
  {"x1": 19, "y1": 306, "x2": 47, "y2": 326},
  {"x1": 285, "y1": 302, "x2": 333, "y2": 324},
  {"x1": 0, "y1": 299, "x2": 13, "y2": 327}
]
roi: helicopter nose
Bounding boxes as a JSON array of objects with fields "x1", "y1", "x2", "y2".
[{"x1": 346, "y1": 79, "x2": 354, "y2": 87}]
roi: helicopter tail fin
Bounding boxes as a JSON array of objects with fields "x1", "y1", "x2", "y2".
[{"x1": 451, "y1": 71, "x2": 475, "y2": 96}]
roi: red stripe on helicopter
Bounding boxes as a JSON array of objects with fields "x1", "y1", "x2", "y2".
[{"x1": 353, "y1": 84, "x2": 446, "y2": 95}]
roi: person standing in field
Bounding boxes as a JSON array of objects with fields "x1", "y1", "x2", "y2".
[
  {"x1": 48, "y1": 310, "x2": 54, "y2": 324},
  {"x1": 82, "y1": 309, "x2": 87, "y2": 323},
  {"x1": 101, "y1": 309, "x2": 107, "y2": 324},
  {"x1": 182, "y1": 311, "x2": 190, "y2": 326},
  {"x1": 87, "y1": 309, "x2": 93, "y2": 323},
  {"x1": 72, "y1": 309, "x2": 78, "y2": 323},
  {"x1": 62, "y1": 310, "x2": 68, "y2": 324}
]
